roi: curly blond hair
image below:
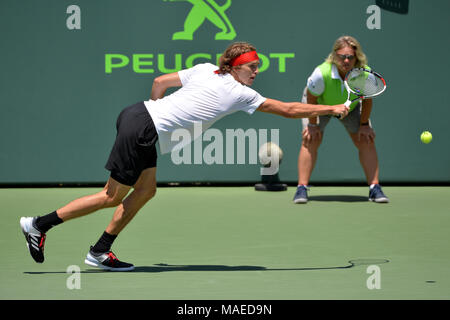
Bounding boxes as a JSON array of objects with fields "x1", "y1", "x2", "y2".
[
  {"x1": 326, "y1": 36, "x2": 368, "y2": 68},
  {"x1": 217, "y1": 42, "x2": 257, "y2": 74}
]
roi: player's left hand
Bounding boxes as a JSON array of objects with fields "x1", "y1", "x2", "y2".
[{"x1": 358, "y1": 125, "x2": 375, "y2": 144}]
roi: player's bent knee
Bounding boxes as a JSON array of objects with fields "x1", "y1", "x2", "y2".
[
  {"x1": 104, "y1": 198, "x2": 122, "y2": 208},
  {"x1": 135, "y1": 187, "x2": 157, "y2": 202},
  {"x1": 101, "y1": 192, "x2": 125, "y2": 208}
]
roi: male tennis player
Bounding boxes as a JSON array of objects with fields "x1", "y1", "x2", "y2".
[
  {"x1": 293, "y1": 36, "x2": 389, "y2": 204},
  {"x1": 20, "y1": 42, "x2": 349, "y2": 271}
]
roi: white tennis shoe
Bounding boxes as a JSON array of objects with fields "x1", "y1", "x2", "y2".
[
  {"x1": 20, "y1": 217, "x2": 46, "y2": 263},
  {"x1": 85, "y1": 247, "x2": 135, "y2": 272}
]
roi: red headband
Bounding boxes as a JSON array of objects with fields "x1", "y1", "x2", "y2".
[{"x1": 230, "y1": 51, "x2": 259, "y2": 66}]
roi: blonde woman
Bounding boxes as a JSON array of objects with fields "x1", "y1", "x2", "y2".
[
  {"x1": 20, "y1": 42, "x2": 348, "y2": 271},
  {"x1": 294, "y1": 36, "x2": 389, "y2": 204}
]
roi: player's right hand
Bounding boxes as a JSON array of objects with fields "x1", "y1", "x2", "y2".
[{"x1": 333, "y1": 104, "x2": 349, "y2": 119}]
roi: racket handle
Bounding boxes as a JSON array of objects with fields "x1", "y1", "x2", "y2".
[{"x1": 336, "y1": 101, "x2": 350, "y2": 119}]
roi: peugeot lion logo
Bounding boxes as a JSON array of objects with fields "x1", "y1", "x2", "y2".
[{"x1": 165, "y1": 0, "x2": 237, "y2": 40}]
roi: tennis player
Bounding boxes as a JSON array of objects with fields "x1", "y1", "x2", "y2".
[
  {"x1": 20, "y1": 42, "x2": 349, "y2": 271},
  {"x1": 293, "y1": 36, "x2": 389, "y2": 204}
]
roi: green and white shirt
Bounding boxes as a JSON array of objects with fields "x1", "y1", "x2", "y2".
[{"x1": 307, "y1": 61, "x2": 368, "y2": 112}]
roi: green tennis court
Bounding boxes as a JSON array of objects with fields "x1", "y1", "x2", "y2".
[{"x1": 1, "y1": 186, "x2": 449, "y2": 300}]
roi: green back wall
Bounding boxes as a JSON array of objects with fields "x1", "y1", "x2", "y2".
[{"x1": 1, "y1": 0, "x2": 449, "y2": 184}]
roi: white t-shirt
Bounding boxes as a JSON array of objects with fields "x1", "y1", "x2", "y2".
[{"x1": 144, "y1": 63, "x2": 266, "y2": 154}]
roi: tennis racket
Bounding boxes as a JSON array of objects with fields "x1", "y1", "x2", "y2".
[{"x1": 339, "y1": 67, "x2": 387, "y2": 119}]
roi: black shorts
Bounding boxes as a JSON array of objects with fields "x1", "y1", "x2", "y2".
[{"x1": 105, "y1": 101, "x2": 158, "y2": 186}]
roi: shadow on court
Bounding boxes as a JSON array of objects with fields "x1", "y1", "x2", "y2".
[
  {"x1": 24, "y1": 259, "x2": 389, "y2": 274},
  {"x1": 308, "y1": 195, "x2": 368, "y2": 202}
]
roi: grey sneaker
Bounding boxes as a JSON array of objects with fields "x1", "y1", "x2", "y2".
[
  {"x1": 20, "y1": 217, "x2": 46, "y2": 263},
  {"x1": 293, "y1": 185, "x2": 309, "y2": 204},
  {"x1": 369, "y1": 184, "x2": 389, "y2": 203},
  {"x1": 85, "y1": 247, "x2": 135, "y2": 271}
]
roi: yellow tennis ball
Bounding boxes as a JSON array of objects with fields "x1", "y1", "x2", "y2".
[{"x1": 420, "y1": 131, "x2": 432, "y2": 144}]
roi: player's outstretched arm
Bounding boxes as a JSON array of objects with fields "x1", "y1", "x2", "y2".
[
  {"x1": 150, "y1": 72, "x2": 182, "y2": 100},
  {"x1": 256, "y1": 98, "x2": 348, "y2": 119}
]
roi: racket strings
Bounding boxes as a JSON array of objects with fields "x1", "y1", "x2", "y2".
[{"x1": 346, "y1": 70, "x2": 385, "y2": 96}]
